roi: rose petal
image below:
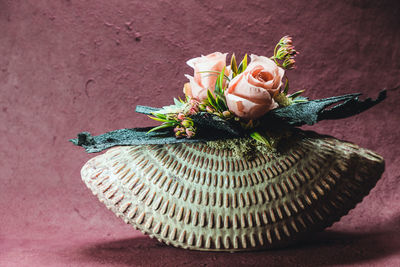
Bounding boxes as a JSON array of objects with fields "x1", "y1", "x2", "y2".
[
  {"x1": 248, "y1": 54, "x2": 285, "y2": 94},
  {"x1": 195, "y1": 60, "x2": 225, "y2": 90},
  {"x1": 248, "y1": 54, "x2": 278, "y2": 71},
  {"x1": 272, "y1": 66, "x2": 285, "y2": 90},
  {"x1": 227, "y1": 72, "x2": 272, "y2": 104},
  {"x1": 186, "y1": 55, "x2": 202, "y2": 69},
  {"x1": 183, "y1": 82, "x2": 193, "y2": 98},
  {"x1": 186, "y1": 52, "x2": 227, "y2": 95},
  {"x1": 187, "y1": 52, "x2": 227, "y2": 69},
  {"x1": 247, "y1": 66, "x2": 275, "y2": 90},
  {"x1": 225, "y1": 93, "x2": 274, "y2": 119},
  {"x1": 185, "y1": 74, "x2": 208, "y2": 101},
  {"x1": 224, "y1": 54, "x2": 283, "y2": 119}
]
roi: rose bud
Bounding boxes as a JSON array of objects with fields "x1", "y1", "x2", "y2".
[
  {"x1": 188, "y1": 107, "x2": 198, "y2": 115},
  {"x1": 185, "y1": 128, "x2": 195, "y2": 138},
  {"x1": 189, "y1": 99, "x2": 199, "y2": 107},
  {"x1": 181, "y1": 119, "x2": 193, "y2": 128},
  {"x1": 283, "y1": 58, "x2": 296, "y2": 69},
  {"x1": 279, "y1": 35, "x2": 293, "y2": 46},
  {"x1": 175, "y1": 130, "x2": 185, "y2": 138},
  {"x1": 177, "y1": 113, "x2": 185, "y2": 120},
  {"x1": 276, "y1": 47, "x2": 289, "y2": 60},
  {"x1": 174, "y1": 126, "x2": 184, "y2": 133},
  {"x1": 222, "y1": 110, "x2": 232, "y2": 118}
]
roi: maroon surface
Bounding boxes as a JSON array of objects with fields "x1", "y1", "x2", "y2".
[{"x1": 1, "y1": 1, "x2": 400, "y2": 266}]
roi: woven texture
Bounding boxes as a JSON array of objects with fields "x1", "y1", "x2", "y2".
[{"x1": 81, "y1": 131, "x2": 384, "y2": 251}]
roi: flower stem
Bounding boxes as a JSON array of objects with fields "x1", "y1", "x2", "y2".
[{"x1": 273, "y1": 43, "x2": 280, "y2": 66}]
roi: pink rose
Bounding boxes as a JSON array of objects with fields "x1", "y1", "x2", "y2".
[
  {"x1": 184, "y1": 52, "x2": 228, "y2": 101},
  {"x1": 225, "y1": 54, "x2": 284, "y2": 119}
]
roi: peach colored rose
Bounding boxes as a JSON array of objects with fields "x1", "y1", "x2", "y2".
[
  {"x1": 224, "y1": 54, "x2": 284, "y2": 119},
  {"x1": 184, "y1": 52, "x2": 228, "y2": 101}
]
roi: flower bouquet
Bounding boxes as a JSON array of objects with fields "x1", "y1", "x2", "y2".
[{"x1": 71, "y1": 36, "x2": 386, "y2": 251}]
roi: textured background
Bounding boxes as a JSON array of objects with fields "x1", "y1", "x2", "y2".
[{"x1": 1, "y1": 0, "x2": 399, "y2": 266}]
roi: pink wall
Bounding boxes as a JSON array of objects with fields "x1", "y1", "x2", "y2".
[{"x1": 1, "y1": 0, "x2": 399, "y2": 266}]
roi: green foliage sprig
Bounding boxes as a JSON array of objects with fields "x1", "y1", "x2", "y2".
[
  {"x1": 204, "y1": 67, "x2": 228, "y2": 113},
  {"x1": 230, "y1": 54, "x2": 248, "y2": 78}
]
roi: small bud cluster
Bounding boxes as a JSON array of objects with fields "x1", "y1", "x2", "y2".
[
  {"x1": 188, "y1": 99, "x2": 200, "y2": 115},
  {"x1": 173, "y1": 113, "x2": 196, "y2": 138},
  {"x1": 274, "y1": 36, "x2": 298, "y2": 70},
  {"x1": 199, "y1": 102, "x2": 234, "y2": 119},
  {"x1": 172, "y1": 99, "x2": 201, "y2": 138}
]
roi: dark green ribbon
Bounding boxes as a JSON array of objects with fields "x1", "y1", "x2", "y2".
[{"x1": 71, "y1": 90, "x2": 386, "y2": 153}]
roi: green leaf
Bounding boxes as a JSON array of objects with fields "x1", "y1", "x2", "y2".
[
  {"x1": 237, "y1": 54, "x2": 248, "y2": 74},
  {"x1": 291, "y1": 99, "x2": 308, "y2": 103},
  {"x1": 283, "y1": 78, "x2": 289, "y2": 95},
  {"x1": 207, "y1": 90, "x2": 218, "y2": 110},
  {"x1": 215, "y1": 78, "x2": 222, "y2": 96},
  {"x1": 216, "y1": 95, "x2": 227, "y2": 110},
  {"x1": 177, "y1": 97, "x2": 187, "y2": 103},
  {"x1": 198, "y1": 71, "x2": 230, "y2": 81},
  {"x1": 148, "y1": 116, "x2": 175, "y2": 123},
  {"x1": 198, "y1": 70, "x2": 221, "y2": 74},
  {"x1": 243, "y1": 54, "x2": 247, "y2": 69},
  {"x1": 152, "y1": 113, "x2": 167, "y2": 119},
  {"x1": 289, "y1": 90, "x2": 305, "y2": 99},
  {"x1": 218, "y1": 67, "x2": 225, "y2": 88},
  {"x1": 147, "y1": 122, "x2": 176, "y2": 133},
  {"x1": 214, "y1": 67, "x2": 226, "y2": 95},
  {"x1": 230, "y1": 54, "x2": 238, "y2": 76},
  {"x1": 250, "y1": 131, "x2": 272, "y2": 147}
]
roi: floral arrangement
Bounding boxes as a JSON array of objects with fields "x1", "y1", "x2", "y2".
[
  {"x1": 148, "y1": 37, "x2": 301, "y2": 142},
  {"x1": 71, "y1": 36, "x2": 386, "y2": 153}
]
